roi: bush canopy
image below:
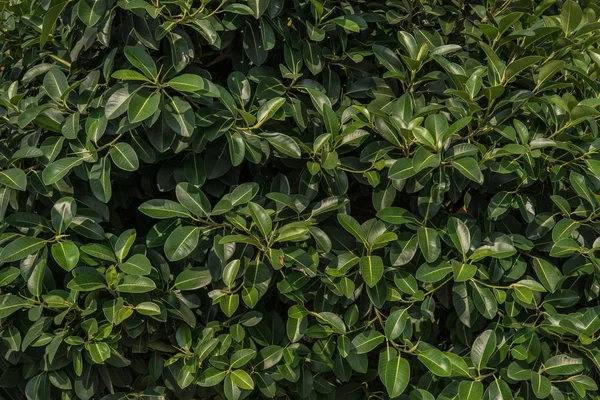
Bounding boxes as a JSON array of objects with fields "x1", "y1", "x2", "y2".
[{"x1": 1, "y1": 0, "x2": 600, "y2": 399}]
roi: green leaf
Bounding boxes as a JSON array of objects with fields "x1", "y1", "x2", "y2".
[
  {"x1": 471, "y1": 282, "x2": 497, "y2": 319},
  {"x1": 43, "y1": 68, "x2": 68, "y2": 102},
  {"x1": 351, "y1": 330, "x2": 385, "y2": 354},
  {"x1": 167, "y1": 74, "x2": 208, "y2": 92},
  {"x1": 447, "y1": 217, "x2": 471, "y2": 256},
  {"x1": 90, "y1": 158, "x2": 112, "y2": 202},
  {"x1": 86, "y1": 342, "x2": 111, "y2": 363},
  {"x1": 537, "y1": 60, "x2": 565, "y2": 86},
  {"x1": 248, "y1": 0, "x2": 269, "y2": 19},
  {"x1": 413, "y1": 147, "x2": 440, "y2": 172},
  {"x1": 164, "y1": 226, "x2": 200, "y2": 261},
  {"x1": 220, "y1": 294, "x2": 240, "y2": 317},
  {"x1": 560, "y1": 1, "x2": 582, "y2": 35},
  {"x1": 67, "y1": 274, "x2": 106, "y2": 291},
  {"x1": 0, "y1": 295, "x2": 31, "y2": 318},
  {"x1": 176, "y1": 183, "x2": 211, "y2": 217},
  {"x1": 373, "y1": 44, "x2": 404, "y2": 73},
  {"x1": 471, "y1": 330, "x2": 496, "y2": 373},
  {"x1": 570, "y1": 171, "x2": 597, "y2": 207},
  {"x1": 452, "y1": 157, "x2": 483, "y2": 184},
  {"x1": 119, "y1": 254, "x2": 152, "y2": 275},
  {"x1": 116, "y1": 276, "x2": 156, "y2": 293},
  {"x1": 359, "y1": 256, "x2": 384, "y2": 288},
  {"x1": 111, "y1": 69, "x2": 151, "y2": 82},
  {"x1": 51, "y1": 241, "x2": 79, "y2": 271},
  {"x1": 0, "y1": 237, "x2": 46, "y2": 262},
  {"x1": 109, "y1": 142, "x2": 139, "y2": 171},
  {"x1": 418, "y1": 227, "x2": 440, "y2": 263},
  {"x1": 174, "y1": 268, "x2": 212, "y2": 290},
  {"x1": 78, "y1": 0, "x2": 106, "y2": 27},
  {"x1": 418, "y1": 348, "x2": 451, "y2": 377},
  {"x1": 230, "y1": 349, "x2": 256, "y2": 368},
  {"x1": 385, "y1": 308, "x2": 408, "y2": 340},
  {"x1": 42, "y1": 158, "x2": 84, "y2": 185},
  {"x1": 40, "y1": 1, "x2": 68, "y2": 48},
  {"x1": 105, "y1": 87, "x2": 134, "y2": 120},
  {"x1": 416, "y1": 260, "x2": 452, "y2": 283},
  {"x1": 504, "y1": 56, "x2": 543, "y2": 82},
  {"x1": 544, "y1": 355, "x2": 583, "y2": 376},
  {"x1": 136, "y1": 302, "x2": 161, "y2": 316},
  {"x1": 531, "y1": 372, "x2": 551, "y2": 399},
  {"x1": 165, "y1": 97, "x2": 195, "y2": 137},
  {"x1": 128, "y1": 89, "x2": 161, "y2": 123},
  {"x1": 458, "y1": 380, "x2": 483, "y2": 400},
  {"x1": 388, "y1": 158, "x2": 417, "y2": 180},
  {"x1": 337, "y1": 214, "x2": 367, "y2": 244},
  {"x1": 231, "y1": 370, "x2": 254, "y2": 390},
  {"x1": 488, "y1": 191, "x2": 512, "y2": 220},
  {"x1": 124, "y1": 46, "x2": 157, "y2": 79},
  {"x1": 382, "y1": 356, "x2": 410, "y2": 397},
  {"x1": 138, "y1": 199, "x2": 190, "y2": 219},
  {"x1": 243, "y1": 22, "x2": 268, "y2": 66},
  {"x1": 0, "y1": 168, "x2": 27, "y2": 191},
  {"x1": 488, "y1": 379, "x2": 513, "y2": 400},
  {"x1": 256, "y1": 97, "x2": 286, "y2": 126},
  {"x1": 303, "y1": 41, "x2": 324, "y2": 74},
  {"x1": 51, "y1": 197, "x2": 76, "y2": 233},
  {"x1": 0, "y1": 267, "x2": 20, "y2": 287},
  {"x1": 316, "y1": 312, "x2": 346, "y2": 334},
  {"x1": 198, "y1": 368, "x2": 227, "y2": 387},
  {"x1": 248, "y1": 202, "x2": 272, "y2": 238},
  {"x1": 531, "y1": 258, "x2": 561, "y2": 293},
  {"x1": 260, "y1": 132, "x2": 301, "y2": 159}
]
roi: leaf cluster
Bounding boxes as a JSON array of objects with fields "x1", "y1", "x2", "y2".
[{"x1": 1, "y1": 0, "x2": 600, "y2": 399}]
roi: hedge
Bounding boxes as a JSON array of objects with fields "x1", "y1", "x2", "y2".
[{"x1": 1, "y1": 0, "x2": 600, "y2": 399}]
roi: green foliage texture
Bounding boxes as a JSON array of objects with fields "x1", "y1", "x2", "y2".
[{"x1": 2, "y1": 0, "x2": 600, "y2": 399}]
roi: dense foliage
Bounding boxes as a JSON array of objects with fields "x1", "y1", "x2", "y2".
[{"x1": 1, "y1": 0, "x2": 600, "y2": 398}]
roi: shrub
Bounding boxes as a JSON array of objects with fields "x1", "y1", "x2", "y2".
[{"x1": 1, "y1": 0, "x2": 600, "y2": 398}]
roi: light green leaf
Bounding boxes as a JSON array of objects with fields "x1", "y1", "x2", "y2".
[
  {"x1": 248, "y1": 202, "x2": 272, "y2": 238},
  {"x1": 385, "y1": 308, "x2": 408, "y2": 340},
  {"x1": 0, "y1": 237, "x2": 46, "y2": 262},
  {"x1": 544, "y1": 355, "x2": 583, "y2": 376},
  {"x1": 458, "y1": 380, "x2": 483, "y2": 400},
  {"x1": 504, "y1": 56, "x2": 543, "y2": 82},
  {"x1": 359, "y1": 256, "x2": 384, "y2": 288},
  {"x1": 0, "y1": 295, "x2": 31, "y2": 318},
  {"x1": 231, "y1": 369, "x2": 254, "y2": 390},
  {"x1": 453, "y1": 157, "x2": 483, "y2": 184},
  {"x1": 351, "y1": 330, "x2": 385, "y2": 354},
  {"x1": 42, "y1": 158, "x2": 84, "y2": 185},
  {"x1": 256, "y1": 97, "x2": 285, "y2": 126},
  {"x1": 51, "y1": 241, "x2": 79, "y2": 271},
  {"x1": 560, "y1": 0, "x2": 582, "y2": 35},
  {"x1": 164, "y1": 226, "x2": 200, "y2": 261},
  {"x1": 127, "y1": 89, "x2": 161, "y2": 123},
  {"x1": 124, "y1": 46, "x2": 157, "y2": 79},
  {"x1": 471, "y1": 330, "x2": 496, "y2": 373},
  {"x1": 138, "y1": 199, "x2": 190, "y2": 219},
  {"x1": 109, "y1": 142, "x2": 139, "y2": 171},
  {"x1": 0, "y1": 168, "x2": 27, "y2": 191},
  {"x1": 383, "y1": 356, "x2": 410, "y2": 397},
  {"x1": 531, "y1": 258, "x2": 561, "y2": 293},
  {"x1": 116, "y1": 276, "x2": 156, "y2": 293},
  {"x1": 418, "y1": 348, "x2": 451, "y2": 377},
  {"x1": 119, "y1": 254, "x2": 152, "y2": 276},
  {"x1": 174, "y1": 268, "x2": 212, "y2": 290},
  {"x1": 418, "y1": 227, "x2": 440, "y2": 263},
  {"x1": 78, "y1": 0, "x2": 106, "y2": 27},
  {"x1": 167, "y1": 74, "x2": 208, "y2": 92}
]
